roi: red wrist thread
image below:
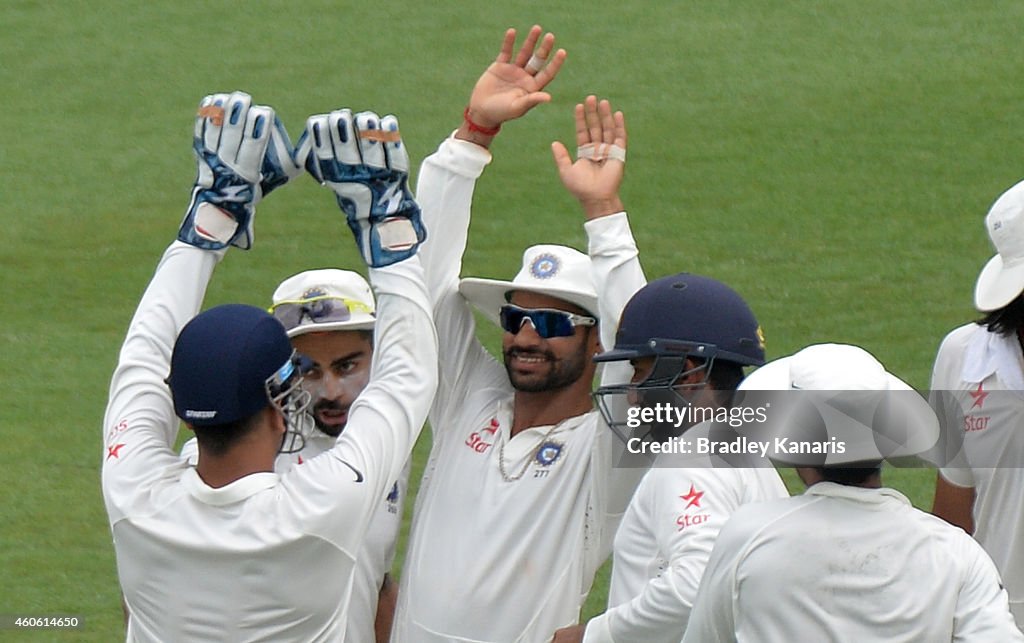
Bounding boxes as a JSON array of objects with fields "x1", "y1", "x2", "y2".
[{"x1": 463, "y1": 107, "x2": 501, "y2": 136}]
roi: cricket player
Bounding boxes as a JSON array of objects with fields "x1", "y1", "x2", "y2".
[
  {"x1": 931, "y1": 178, "x2": 1024, "y2": 631},
  {"x1": 552, "y1": 274, "x2": 788, "y2": 643},
  {"x1": 179, "y1": 268, "x2": 409, "y2": 643},
  {"x1": 390, "y1": 27, "x2": 647, "y2": 642},
  {"x1": 682, "y1": 344, "x2": 1023, "y2": 642},
  {"x1": 101, "y1": 91, "x2": 435, "y2": 641}
]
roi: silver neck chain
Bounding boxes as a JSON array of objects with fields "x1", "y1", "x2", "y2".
[{"x1": 497, "y1": 422, "x2": 562, "y2": 483}]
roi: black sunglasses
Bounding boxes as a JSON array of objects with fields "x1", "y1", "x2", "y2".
[{"x1": 499, "y1": 304, "x2": 596, "y2": 339}]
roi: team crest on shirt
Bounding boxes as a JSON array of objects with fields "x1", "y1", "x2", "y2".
[
  {"x1": 385, "y1": 482, "x2": 400, "y2": 514},
  {"x1": 530, "y1": 253, "x2": 560, "y2": 280},
  {"x1": 465, "y1": 417, "x2": 500, "y2": 454},
  {"x1": 535, "y1": 440, "x2": 564, "y2": 466}
]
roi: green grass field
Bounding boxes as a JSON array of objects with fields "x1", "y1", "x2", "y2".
[{"x1": 3, "y1": 1, "x2": 1023, "y2": 639}]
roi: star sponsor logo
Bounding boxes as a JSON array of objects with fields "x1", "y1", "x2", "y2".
[
  {"x1": 106, "y1": 443, "x2": 126, "y2": 460},
  {"x1": 964, "y1": 414, "x2": 990, "y2": 432},
  {"x1": 676, "y1": 513, "x2": 710, "y2": 530},
  {"x1": 676, "y1": 484, "x2": 710, "y2": 531},
  {"x1": 968, "y1": 382, "x2": 989, "y2": 409},
  {"x1": 680, "y1": 484, "x2": 704, "y2": 509},
  {"x1": 964, "y1": 383, "x2": 991, "y2": 432},
  {"x1": 465, "y1": 418, "x2": 500, "y2": 454}
]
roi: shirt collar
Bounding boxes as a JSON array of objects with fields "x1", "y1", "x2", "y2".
[
  {"x1": 804, "y1": 481, "x2": 911, "y2": 510},
  {"x1": 962, "y1": 326, "x2": 1024, "y2": 390},
  {"x1": 182, "y1": 467, "x2": 279, "y2": 506}
]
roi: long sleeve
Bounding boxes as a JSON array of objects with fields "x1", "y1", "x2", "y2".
[
  {"x1": 414, "y1": 135, "x2": 508, "y2": 433},
  {"x1": 953, "y1": 537, "x2": 1024, "y2": 641},
  {"x1": 583, "y1": 211, "x2": 650, "y2": 576},
  {"x1": 585, "y1": 212, "x2": 646, "y2": 355},
  {"x1": 587, "y1": 469, "x2": 751, "y2": 643},
  {"x1": 285, "y1": 256, "x2": 438, "y2": 547},
  {"x1": 101, "y1": 241, "x2": 224, "y2": 523}
]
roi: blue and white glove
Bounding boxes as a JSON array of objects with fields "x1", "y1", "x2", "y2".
[
  {"x1": 178, "y1": 91, "x2": 302, "y2": 250},
  {"x1": 298, "y1": 109, "x2": 425, "y2": 267}
]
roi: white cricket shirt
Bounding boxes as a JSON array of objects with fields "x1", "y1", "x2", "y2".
[
  {"x1": 101, "y1": 242, "x2": 436, "y2": 642},
  {"x1": 682, "y1": 482, "x2": 1023, "y2": 642},
  {"x1": 391, "y1": 136, "x2": 646, "y2": 643},
  {"x1": 180, "y1": 431, "x2": 410, "y2": 643},
  {"x1": 584, "y1": 460, "x2": 787, "y2": 643},
  {"x1": 932, "y1": 322, "x2": 1024, "y2": 629}
]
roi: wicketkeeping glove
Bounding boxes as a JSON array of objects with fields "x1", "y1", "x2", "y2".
[
  {"x1": 178, "y1": 91, "x2": 302, "y2": 250},
  {"x1": 297, "y1": 109, "x2": 425, "y2": 267}
]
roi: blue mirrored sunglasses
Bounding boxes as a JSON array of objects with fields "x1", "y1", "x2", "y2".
[{"x1": 499, "y1": 304, "x2": 596, "y2": 339}]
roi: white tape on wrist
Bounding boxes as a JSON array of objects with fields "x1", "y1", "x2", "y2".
[
  {"x1": 525, "y1": 54, "x2": 546, "y2": 73},
  {"x1": 577, "y1": 143, "x2": 627, "y2": 163}
]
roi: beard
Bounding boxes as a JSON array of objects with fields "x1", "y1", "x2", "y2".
[
  {"x1": 503, "y1": 346, "x2": 589, "y2": 393},
  {"x1": 310, "y1": 399, "x2": 347, "y2": 437}
]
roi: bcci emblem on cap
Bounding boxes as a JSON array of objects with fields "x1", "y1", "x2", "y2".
[{"x1": 530, "y1": 253, "x2": 560, "y2": 280}]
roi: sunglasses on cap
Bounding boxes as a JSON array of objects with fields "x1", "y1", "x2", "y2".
[
  {"x1": 499, "y1": 304, "x2": 596, "y2": 339},
  {"x1": 269, "y1": 296, "x2": 372, "y2": 331}
]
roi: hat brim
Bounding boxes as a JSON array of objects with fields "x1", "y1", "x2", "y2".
[
  {"x1": 285, "y1": 314, "x2": 376, "y2": 338},
  {"x1": 738, "y1": 357, "x2": 912, "y2": 393},
  {"x1": 736, "y1": 357, "x2": 938, "y2": 466},
  {"x1": 458, "y1": 278, "x2": 600, "y2": 329},
  {"x1": 974, "y1": 254, "x2": 1024, "y2": 312}
]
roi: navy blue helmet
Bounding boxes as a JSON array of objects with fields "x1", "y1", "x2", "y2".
[{"x1": 594, "y1": 273, "x2": 764, "y2": 442}]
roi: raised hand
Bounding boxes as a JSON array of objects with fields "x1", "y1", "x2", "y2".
[
  {"x1": 462, "y1": 25, "x2": 567, "y2": 136},
  {"x1": 551, "y1": 95, "x2": 627, "y2": 220}
]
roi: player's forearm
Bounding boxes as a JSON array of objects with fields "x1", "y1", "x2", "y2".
[
  {"x1": 344, "y1": 256, "x2": 438, "y2": 487},
  {"x1": 102, "y1": 242, "x2": 222, "y2": 514},
  {"x1": 955, "y1": 545, "x2": 1024, "y2": 640},
  {"x1": 587, "y1": 569, "x2": 700, "y2": 643},
  {"x1": 585, "y1": 212, "x2": 645, "y2": 356},
  {"x1": 415, "y1": 135, "x2": 492, "y2": 302},
  {"x1": 415, "y1": 135, "x2": 504, "y2": 421},
  {"x1": 932, "y1": 473, "x2": 976, "y2": 533}
]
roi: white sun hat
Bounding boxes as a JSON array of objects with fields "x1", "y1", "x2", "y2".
[
  {"x1": 270, "y1": 269, "x2": 376, "y2": 337},
  {"x1": 736, "y1": 343, "x2": 938, "y2": 466},
  {"x1": 458, "y1": 244, "x2": 599, "y2": 328},
  {"x1": 974, "y1": 179, "x2": 1024, "y2": 312}
]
